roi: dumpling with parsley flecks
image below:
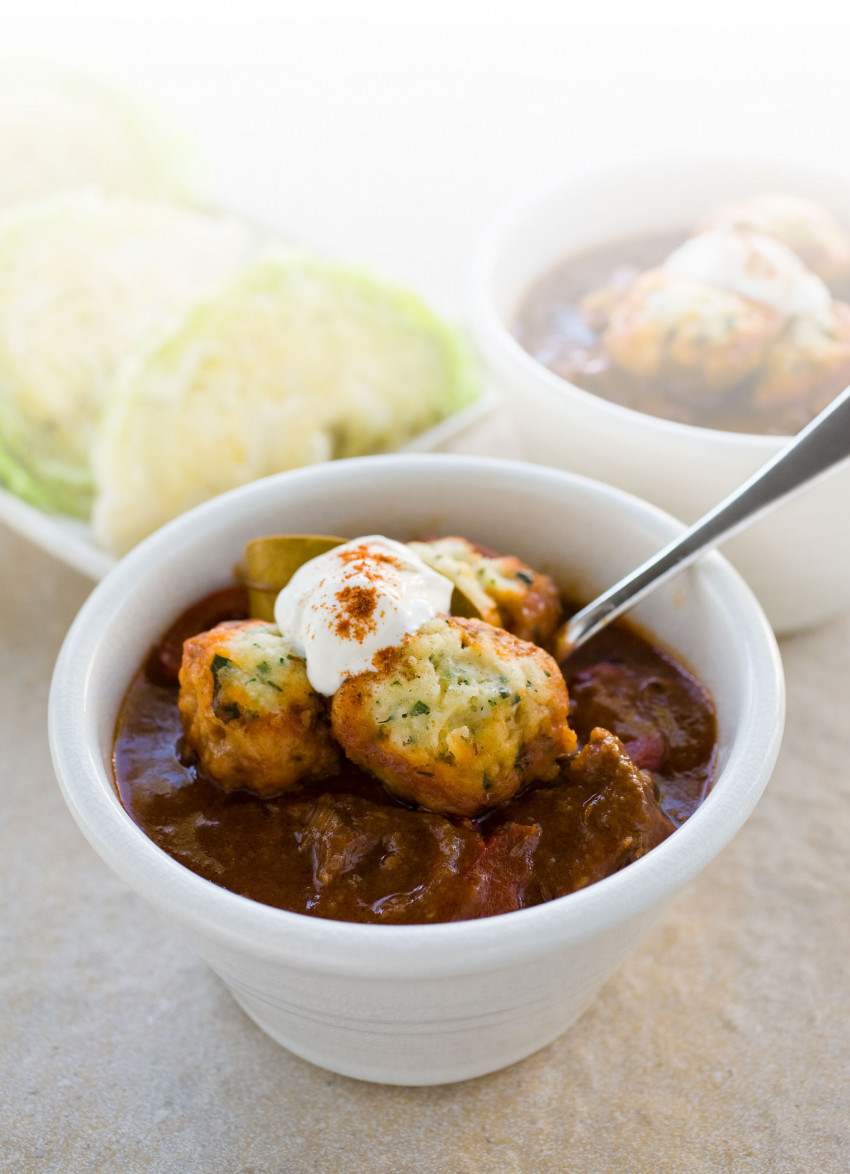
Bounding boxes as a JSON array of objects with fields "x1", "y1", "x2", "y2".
[
  {"x1": 600, "y1": 267, "x2": 786, "y2": 394},
  {"x1": 407, "y1": 536, "x2": 563, "y2": 645},
  {"x1": 330, "y1": 615, "x2": 576, "y2": 818},
  {"x1": 751, "y1": 300, "x2": 850, "y2": 428},
  {"x1": 178, "y1": 619, "x2": 339, "y2": 797}
]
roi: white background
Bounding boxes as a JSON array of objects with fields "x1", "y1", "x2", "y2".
[{"x1": 6, "y1": 0, "x2": 850, "y2": 313}]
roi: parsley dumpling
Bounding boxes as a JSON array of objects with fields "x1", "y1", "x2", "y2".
[
  {"x1": 330, "y1": 616, "x2": 576, "y2": 818},
  {"x1": 178, "y1": 619, "x2": 339, "y2": 797},
  {"x1": 407, "y1": 536, "x2": 563, "y2": 644},
  {"x1": 600, "y1": 268, "x2": 785, "y2": 393},
  {"x1": 752, "y1": 300, "x2": 850, "y2": 425}
]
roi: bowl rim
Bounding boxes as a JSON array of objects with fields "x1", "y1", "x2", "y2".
[
  {"x1": 48, "y1": 453, "x2": 785, "y2": 980},
  {"x1": 467, "y1": 153, "x2": 850, "y2": 451}
]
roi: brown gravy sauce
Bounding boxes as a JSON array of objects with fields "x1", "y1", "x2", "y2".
[
  {"x1": 113, "y1": 587, "x2": 716, "y2": 925},
  {"x1": 514, "y1": 231, "x2": 849, "y2": 435}
]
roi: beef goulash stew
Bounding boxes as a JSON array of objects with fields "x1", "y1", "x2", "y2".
[
  {"x1": 515, "y1": 192, "x2": 850, "y2": 435},
  {"x1": 114, "y1": 534, "x2": 717, "y2": 924}
]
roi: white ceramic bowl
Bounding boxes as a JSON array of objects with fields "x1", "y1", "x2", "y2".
[
  {"x1": 468, "y1": 157, "x2": 850, "y2": 634},
  {"x1": 49, "y1": 454, "x2": 784, "y2": 1085}
]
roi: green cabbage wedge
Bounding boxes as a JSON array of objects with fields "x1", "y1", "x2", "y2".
[
  {"x1": 0, "y1": 191, "x2": 258, "y2": 516},
  {"x1": 92, "y1": 252, "x2": 482, "y2": 554},
  {"x1": 0, "y1": 62, "x2": 206, "y2": 208}
]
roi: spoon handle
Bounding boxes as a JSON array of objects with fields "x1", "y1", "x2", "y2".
[{"x1": 562, "y1": 383, "x2": 850, "y2": 652}]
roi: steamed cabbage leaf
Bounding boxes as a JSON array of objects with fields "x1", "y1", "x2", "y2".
[
  {"x1": 92, "y1": 252, "x2": 481, "y2": 553},
  {"x1": 0, "y1": 61, "x2": 205, "y2": 208},
  {"x1": 0, "y1": 191, "x2": 258, "y2": 515}
]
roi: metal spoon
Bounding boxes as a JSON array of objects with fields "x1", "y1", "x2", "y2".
[{"x1": 558, "y1": 383, "x2": 850, "y2": 657}]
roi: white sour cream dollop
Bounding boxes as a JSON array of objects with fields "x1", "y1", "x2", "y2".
[
  {"x1": 664, "y1": 227, "x2": 831, "y2": 316},
  {"x1": 273, "y1": 535, "x2": 454, "y2": 696}
]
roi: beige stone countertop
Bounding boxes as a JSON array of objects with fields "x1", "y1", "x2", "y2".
[{"x1": 2, "y1": 423, "x2": 849, "y2": 1173}]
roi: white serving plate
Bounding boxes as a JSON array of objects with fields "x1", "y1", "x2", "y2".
[
  {"x1": 468, "y1": 156, "x2": 850, "y2": 634},
  {"x1": 0, "y1": 389, "x2": 498, "y2": 580}
]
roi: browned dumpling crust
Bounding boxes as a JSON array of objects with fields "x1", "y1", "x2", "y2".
[
  {"x1": 752, "y1": 300, "x2": 850, "y2": 423},
  {"x1": 178, "y1": 619, "x2": 339, "y2": 796},
  {"x1": 408, "y1": 536, "x2": 563, "y2": 645},
  {"x1": 330, "y1": 615, "x2": 577, "y2": 817},
  {"x1": 601, "y1": 267, "x2": 785, "y2": 393}
]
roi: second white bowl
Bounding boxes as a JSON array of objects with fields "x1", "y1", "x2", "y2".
[{"x1": 469, "y1": 157, "x2": 850, "y2": 633}]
